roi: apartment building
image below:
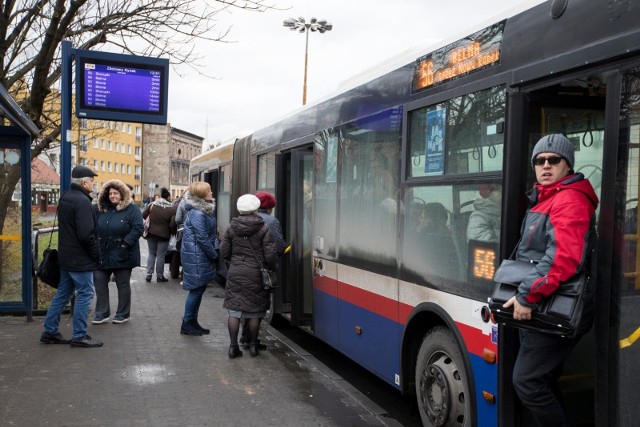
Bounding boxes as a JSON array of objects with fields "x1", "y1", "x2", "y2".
[{"x1": 75, "y1": 118, "x2": 143, "y2": 201}]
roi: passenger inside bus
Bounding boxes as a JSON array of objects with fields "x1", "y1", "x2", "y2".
[
  {"x1": 467, "y1": 183, "x2": 502, "y2": 242},
  {"x1": 411, "y1": 202, "x2": 459, "y2": 279}
]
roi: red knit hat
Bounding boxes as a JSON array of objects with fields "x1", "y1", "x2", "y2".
[{"x1": 255, "y1": 192, "x2": 276, "y2": 209}]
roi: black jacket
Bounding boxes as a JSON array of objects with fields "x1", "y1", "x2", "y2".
[
  {"x1": 94, "y1": 179, "x2": 144, "y2": 270},
  {"x1": 221, "y1": 214, "x2": 277, "y2": 313},
  {"x1": 58, "y1": 183, "x2": 99, "y2": 271}
]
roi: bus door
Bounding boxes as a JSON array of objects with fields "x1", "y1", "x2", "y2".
[
  {"x1": 274, "y1": 146, "x2": 313, "y2": 330},
  {"x1": 504, "y1": 67, "x2": 640, "y2": 426}
]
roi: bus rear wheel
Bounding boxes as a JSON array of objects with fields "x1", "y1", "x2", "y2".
[{"x1": 415, "y1": 326, "x2": 470, "y2": 427}]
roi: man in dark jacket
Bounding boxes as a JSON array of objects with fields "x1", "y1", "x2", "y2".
[
  {"x1": 504, "y1": 134, "x2": 599, "y2": 427},
  {"x1": 40, "y1": 165, "x2": 103, "y2": 348}
]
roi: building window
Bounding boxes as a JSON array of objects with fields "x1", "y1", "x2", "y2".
[
  {"x1": 100, "y1": 161, "x2": 105, "y2": 171},
  {"x1": 108, "y1": 162, "x2": 112, "y2": 172},
  {"x1": 101, "y1": 139, "x2": 105, "y2": 150},
  {"x1": 93, "y1": 137, "x2": 98, "y2": 148}
]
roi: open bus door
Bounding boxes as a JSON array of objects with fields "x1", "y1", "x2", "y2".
[
  {"x1": 502, "y1": 66, "x2": 640, "y2": 426},
  {"x1": 268, "y1": 146, "x2": 314, "y2": 331}
]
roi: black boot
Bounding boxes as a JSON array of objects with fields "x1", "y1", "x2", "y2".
[
  {"x1": 249, "y1": 343, "x2": 259, "y2": 357},
  {"x1": 193, "y1": 319, "x2": 210, "y2": 335},
  {"x1": 180, "y1": 319, "x2": 203, "y2": 336},
  {"x1": 228, "y1": 345, "x2": 243, "y2": 359}
]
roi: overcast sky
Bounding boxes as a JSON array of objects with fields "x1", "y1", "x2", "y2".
[{"x1": 166, "y1": 0, "x2": 543, "y2": 148}]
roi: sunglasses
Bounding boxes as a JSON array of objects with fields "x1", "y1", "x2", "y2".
[{"x1": 533, "y1": 156, "x2": 563, "y2": 166}]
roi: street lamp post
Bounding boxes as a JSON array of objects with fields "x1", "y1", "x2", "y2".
[{"x1": 283, "y1": 17, "x2": 332, "y2": 105}]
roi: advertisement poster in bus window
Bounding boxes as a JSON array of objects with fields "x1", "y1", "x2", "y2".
[{"x1": 425, "y1": 107, "x2": 446, "y2": 174}]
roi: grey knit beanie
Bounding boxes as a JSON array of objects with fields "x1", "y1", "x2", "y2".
[{"x1": 531, "y1": 134, "x2": 574, "y2": 169}]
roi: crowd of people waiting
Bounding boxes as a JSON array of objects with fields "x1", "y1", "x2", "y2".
[{"x1": 40, "y1": 165, "x2": 285, "y2": 359}]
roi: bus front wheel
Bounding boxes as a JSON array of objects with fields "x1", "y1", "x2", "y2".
[{"x1": 415, "y1": 326, "x2": 471, "y2": 427}]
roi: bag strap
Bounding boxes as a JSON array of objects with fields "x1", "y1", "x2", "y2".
[{"x1": 243, "y1": 235, "x2": 265, "y2": 270}]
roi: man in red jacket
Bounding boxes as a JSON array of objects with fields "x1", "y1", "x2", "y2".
[{"x1": 504, "y1": 134, "x2": 599, "y2": 427}]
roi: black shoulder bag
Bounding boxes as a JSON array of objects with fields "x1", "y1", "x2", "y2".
[
  {"x1": 244, "y1": 235, "x2": 277, "y2": 292},
  {"x1": 37, "y1": 208, "x2": 60, "y2": 288},
  {"x1": 489, "y1": 239, "x2": 595, "y2": 339}
]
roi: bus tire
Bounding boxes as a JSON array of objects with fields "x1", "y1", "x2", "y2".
[{"x1": 415, "y1": 326, "x2": 471, "y2": 427}]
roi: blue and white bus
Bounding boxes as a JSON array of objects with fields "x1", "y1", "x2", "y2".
[{"x1": 191, "y1": 1, "x2": 640, "y2": 425}]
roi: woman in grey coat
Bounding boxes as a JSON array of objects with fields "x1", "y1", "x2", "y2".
[{"x1": 220, "y1": 194, "x2": 277, "y2": 358}]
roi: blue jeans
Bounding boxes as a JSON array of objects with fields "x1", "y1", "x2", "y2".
[
  {"x1": 44, "y1": 269, "x2": 95, "y2": 340},
  {"x1": 512, "y1": 329, "x2": 581, "y2": 427},
  {"x1": 146, "y1": 236, "x2": 169, "y2": 278},
  {"x1": 183, "y1": 285, "x2": 206, "y2": 322}
]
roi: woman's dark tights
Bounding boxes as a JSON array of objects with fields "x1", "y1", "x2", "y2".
[{"x1": 228, "y1": 317, "x2": 260, "y2": 346}]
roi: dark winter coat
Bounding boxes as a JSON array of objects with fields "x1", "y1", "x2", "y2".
[
  {"x1": 221, "y1": 214, "x2": 278, "y2": 313},
  {"x1": 181, "y1": 196, "x2": 218, "y2": 290},
  {"x1": 94, "y1": 180, "x2": 144, "y2": 270},
  {"x1": 515, "y1": 173, "x2": 598, "y2": 333},
  {"x1": 57, "y1": 183, "x2": 100, "y2": 271},
  {"x1": 142, "y1": 197, "x2": 176, "y2": 240},
  {"x1": 258, "y1": 209, "x2": 286, "y2": 255}
]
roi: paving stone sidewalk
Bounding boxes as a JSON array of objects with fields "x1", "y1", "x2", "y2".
[{"x1": 0, "y1": 245, "x2": 401, "y2": 426}]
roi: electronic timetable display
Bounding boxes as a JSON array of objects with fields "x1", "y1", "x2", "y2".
[{"x1": 75, "y1": 49, "x2": 169, "y2": 125}]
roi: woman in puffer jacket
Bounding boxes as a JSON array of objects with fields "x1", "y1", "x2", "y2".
[
  {"x1": 93, "y1": 179, "x2": 144, "y2": 324},
  {"x1": 221, "y1": 194, "x2": 277, "y2": 358},
  {"x1": 179, "y1": 182, "x2": 218, "y2": 336}
]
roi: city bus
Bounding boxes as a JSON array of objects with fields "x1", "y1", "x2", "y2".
[{"x1": 190, "y1": 1, "x2": 640, "y2": 425}]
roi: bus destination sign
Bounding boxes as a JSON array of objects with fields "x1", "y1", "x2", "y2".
[{"x1": 413, "y1": 21, "x2": 505, "y2": 92}]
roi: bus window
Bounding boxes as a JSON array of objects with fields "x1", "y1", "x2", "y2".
[
  {"x1": 314, "y1": 129, "x2": 339, "y2": 258},
  {"x1": 338, "y1": 109, "x2": 401, "y2": 267},
  {"x1": 401, "y1": 183, "x2": 498, "y2": 301},
  {"x1": 408, "y1": 85, "x2": 506, "y2": 177},
  {"x1": 258, "y1": 151, "x2": 276, "y2": 189}
]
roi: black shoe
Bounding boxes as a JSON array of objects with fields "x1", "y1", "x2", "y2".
[
  {"x1": 145, "y1": 275, "x2": 152, "y2": 282},
  {"x1": 180, "y1": 320, "x2": 203, "y2": 336},
  {"x1": 249, "y1": 343, "x2": 259, "y2": 357},
  {"x1": 193, "y1": 319, "x2": 210, "y2": 334},
  {"x1": 69, "y1": 335, "x2": 103, "y2": 348},
  {"x1": 40, "y1": 331, "x2": 69, "y2": 344},
  {"x1": 157, "y1": 276, "x2": 169, "y2": 283},
  {"x1": 243, "y1": 340, "x2": 266, "y2": 350},
  {"x1": 229, "y1": 345, "x2": 243, "y2": 359}
]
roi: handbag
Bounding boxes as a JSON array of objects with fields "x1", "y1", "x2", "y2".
[
  {"x1": 489, "y1": 258, "x2": 592, "y2": 338},
  {"x1": 244, "y1": 235, "x2": 277, "y2": 291},
  {"x1": 167, "y1": 234, "x2": 177, "y2": 252},
  {"x1": 37, "y1": 208, "x2": 60, "y2": 288},
  {"x1": 143, "y1": 205, "x2": 152, "y2": 238}
]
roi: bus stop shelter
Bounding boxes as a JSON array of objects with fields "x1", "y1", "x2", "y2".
[{"x1": 0, "y1": 84, "x2": 40, "y2": 320}]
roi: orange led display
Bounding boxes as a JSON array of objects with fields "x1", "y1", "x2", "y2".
[
  {"x1": 413, "y1": 21, "x2": 505, "y2": 92},
  {"x1": 473, "y1": 247, "x2": 496, "y2": 280}
]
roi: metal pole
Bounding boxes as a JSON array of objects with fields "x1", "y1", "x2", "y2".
[
  {"x1": 303, "y1": 27, "x2": 309, "y2": 106},
  {"x1": 60, "y1": 41, "x2": 72, "y2": 192}
]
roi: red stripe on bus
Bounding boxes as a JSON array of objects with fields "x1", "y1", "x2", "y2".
[{"x1": 314, "y1": 275, "x2": 496, "y2": 356}]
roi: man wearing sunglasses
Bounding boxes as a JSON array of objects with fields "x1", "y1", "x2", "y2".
[{"x1": 503, "y1": 133, "x2": 599, "y2": 427}]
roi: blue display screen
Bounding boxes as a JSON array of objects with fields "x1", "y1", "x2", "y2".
[
  {"x1": 83, "y1": 63, "x2": 161, "y2": 112},
  {"x1": 75, "y1": 49, "x2": 168, "y2": 125}
]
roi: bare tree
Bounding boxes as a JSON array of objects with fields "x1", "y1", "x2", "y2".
[
  {"x1": 3, "y1": 1, "x2": 274, "y2": 174},
  {"x1": 0, "y1": 0, "x2": 273, "y2": 288}
]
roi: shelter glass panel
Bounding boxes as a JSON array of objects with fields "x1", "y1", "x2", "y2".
[{"x1": 0, "y1": 148, "x2": 23, "y2": 303}]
